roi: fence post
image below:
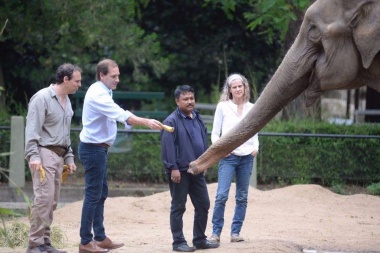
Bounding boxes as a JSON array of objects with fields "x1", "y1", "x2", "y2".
[
  {"x1": 250, "y1": 157, "x2": 257, "y2": 188},
  {"x1": 9, "y1": 116, "x2": 25, "y2": 188}
]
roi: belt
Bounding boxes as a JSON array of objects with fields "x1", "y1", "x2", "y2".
[
  {"x1": 90, "y1": 143, "x2": 110, "y2": 149},
  {"x1": 42, "y1": 145, "x2": 68, "y2": 157}
]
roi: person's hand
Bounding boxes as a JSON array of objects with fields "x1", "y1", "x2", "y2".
[
  {"x1": 147, "y1": 119, "x2": 163, "y2": 130},
  {"x1": 171, "y1": 170, "x2": 181, "y2": 183},
  {"x1": 252, "y1": 150, "x2": 259, "y2": 157},
  {"x1": 67, "y1": 163, "x2": 77, "y2": 174},
  {"x1": 29, "y1": 160, "x2": 42, "y2": 171}
]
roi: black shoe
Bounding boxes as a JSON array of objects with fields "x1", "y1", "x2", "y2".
[
  {"x1": 173, "y1": 244, "x2": 196, "y2": 252},
  {"x1": 194, "y1": 240, "x2": 220, "y2": 249}
]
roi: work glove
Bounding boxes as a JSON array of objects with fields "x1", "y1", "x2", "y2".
[
  {"x1": 62, "y1": 164, "x2": 70, "y2": 183},
  {"x1": 39, "y1": 166, "x2": 46, "y2": 183}
]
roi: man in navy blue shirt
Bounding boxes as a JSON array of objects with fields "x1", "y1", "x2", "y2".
[{"x1": 161, "y1": 85, "x2": 219, "y2": 252}]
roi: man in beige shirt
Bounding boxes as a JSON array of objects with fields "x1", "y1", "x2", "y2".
[{"x1": 24, "y1": 63, "x2": 81, "y2": 253}]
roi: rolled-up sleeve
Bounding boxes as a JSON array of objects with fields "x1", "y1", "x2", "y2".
[{"x1": 25, "y1": 95, "x2": 46, "y2": 162}]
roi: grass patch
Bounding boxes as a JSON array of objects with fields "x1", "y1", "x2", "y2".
[{"x1": 0, "y1": 220, "x2": 67, "y2": 248}]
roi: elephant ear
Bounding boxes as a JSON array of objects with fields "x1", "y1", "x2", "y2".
[{"x1": 351, "y1": 1, "x2": 380, "y2": 69}]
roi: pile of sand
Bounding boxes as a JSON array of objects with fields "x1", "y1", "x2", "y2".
[{"x1": 2, "y1": 183, "x2": 380, "y2": 253}]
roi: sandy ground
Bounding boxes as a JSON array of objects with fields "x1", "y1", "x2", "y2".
[{"x1": 1, "y1": 183, "x2": 380, "y2": 253}]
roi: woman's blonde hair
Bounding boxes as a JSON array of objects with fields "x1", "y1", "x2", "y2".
[{"x1": 219, "y1": 73, "x2": 250, "y2": 102}]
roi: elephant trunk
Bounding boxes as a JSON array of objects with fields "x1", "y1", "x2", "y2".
[{"x1": 188, "y1": 44, "x2": 315, "y2": 174}]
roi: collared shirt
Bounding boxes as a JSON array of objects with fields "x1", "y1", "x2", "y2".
[
  {"x1": 179, "y1": 111, "x2": 204, "y2": 158},
  {"x1": 211, "y1": 100, "x2": 259, "y2": 156},
  {"x1": 79, "y1": 81, "x2": 133, "y2": 146},
  {"x1": 25, "y1": 84, "x2": 74, "y2": 164}
]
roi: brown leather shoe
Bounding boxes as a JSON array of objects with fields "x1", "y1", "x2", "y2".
[
  {"x1": 95, "y1": 237, "x2": 124, "y2": 250},
  {"x1": 79, "y1": 241, "x2": 108, "y2": 253}
]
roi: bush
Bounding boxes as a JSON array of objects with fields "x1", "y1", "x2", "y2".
[
  {"x1": 257, "y1": 120, "x2": 380, "y2": 186},
  {"x1": 1, "y1": 112, "x2": 379, "y2": 188},
  {"x1": 366, "y1": 183, "x2": 380, "y2": 196}
]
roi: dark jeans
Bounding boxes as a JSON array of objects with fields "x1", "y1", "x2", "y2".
[
  {"x1": 78, "y1": 142, "x2": 109, "y2": 245},
  {"x1": 167, "y1": 171, "x2": 210, "y2": 247}
]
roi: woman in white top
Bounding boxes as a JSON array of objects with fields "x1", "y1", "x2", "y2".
[{"x1": 209, "y1": 73, "x2": 259, "y2": 243}]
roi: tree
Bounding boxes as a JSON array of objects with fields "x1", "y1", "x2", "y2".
[
  {"x1": 137, "y1": 0, "x2": 283, "y2": 104},
  {"x1": 1, "y1": 0, "x2": 309, "y2": 115},
  {"x1": 203, "y1": 0, "x2": 316, "y2": 119},
  {"x1": 0, "y1": 0, "x2": 168, "y2": 111}
]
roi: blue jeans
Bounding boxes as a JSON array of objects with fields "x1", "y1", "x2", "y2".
[
  {"x1": 167, "y1": 171, "x2": 210, "y2": 247},
  {"x1": 78, "y1": 142, "x2": 109, "y2": 245},
  {"x1": 211, "y1": 154, "x2": 253, "y2": 236}
]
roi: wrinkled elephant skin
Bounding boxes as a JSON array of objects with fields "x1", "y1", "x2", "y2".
[{"x1": 188, "y1": 0, "x2": 380, "y2": 175}]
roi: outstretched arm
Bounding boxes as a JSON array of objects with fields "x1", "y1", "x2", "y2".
[{"x1": 126, "y1": 115, "x2": 163, "y2": 130}]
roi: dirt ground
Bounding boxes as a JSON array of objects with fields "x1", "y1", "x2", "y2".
[{"x1": 1, "y1": 183, "x2": 380, "y2": 253}]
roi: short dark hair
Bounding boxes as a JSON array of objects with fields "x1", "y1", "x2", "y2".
[
  {"x1": 55, "y1": 63, "x2": 82, "y2": 84},
  {"x1": 174, "y1": 85, "x2": 194, "y2": 99},
  {"x1": 96, "y1": 59, "x2": 118, "y2": 81}
]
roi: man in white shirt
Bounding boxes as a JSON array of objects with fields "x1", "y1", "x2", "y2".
[{"x1": 78, "y1": 59, "x2": 162, "y2": 253}]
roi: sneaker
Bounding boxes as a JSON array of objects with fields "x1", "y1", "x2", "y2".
[
  {"x1": 209, "y1": 234, "x2": 220, "y2": 243},
  {"x1": 44, "y1": 243, "x2": 67, "y2": 253},
  {"x1": 25, "y1": 245, "x2": 48, "y2": 253},
  {"x1": 230, "y1": 234, "x2": 244, "y2": 242}
]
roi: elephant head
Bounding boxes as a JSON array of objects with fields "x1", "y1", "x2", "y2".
[{"x1": 188, "y1": 0, "x2": 380, "y2": 175}]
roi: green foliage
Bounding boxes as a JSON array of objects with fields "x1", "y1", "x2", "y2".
[
  {"x1": 257, "y1": 120, "x2": 380, "y2": 186},
  {"x1": 0, "y1": 165, "x2": 32, "y2": 218},
  {"x1": 1, "y1": 0, "x2": 168, "y2": 99},
  {"x1": 244, "y1": 0, "x2": 311, "y2": 43},
  {"x1": 107, "y1": 132, "x2": 165, "y2": 183},
  {"x1": 331, "y1": 183, "x2": 345, "y2": 194},
  {"x1": 0, "y1": 221, "x2": 29, "y2": 248},
  {"x1": 366, "y1": 183, "x2": 380, "y2": 196},
  {"x1": 1, "y1": 0, "x2": 295, "y2": 114},
  {"x1": 113, "y1": 0, "x2": 282, "y2": 102},
  {"x1": 206, "y1": 0, "x2": 312, "y2": 44},
  {"x1": 203, "y1": 0, "x2": 238, "y2": 20}
]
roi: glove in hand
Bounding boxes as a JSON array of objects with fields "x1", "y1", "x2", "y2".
[{"x1": 62, "y1": 165, "x2": 70, "y2": 183}]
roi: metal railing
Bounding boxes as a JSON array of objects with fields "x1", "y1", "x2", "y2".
[{"x1": 1, "y1": 120, "x2": 380, "y2": 187}]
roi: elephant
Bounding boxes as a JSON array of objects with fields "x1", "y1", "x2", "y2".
[{"x1": 188, "y1": 0, "x2": 380, "y2": 175}]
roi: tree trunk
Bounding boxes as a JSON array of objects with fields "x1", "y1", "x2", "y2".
[{"x1": 365, "y1": 87, "x2": 380, "y2": 122}]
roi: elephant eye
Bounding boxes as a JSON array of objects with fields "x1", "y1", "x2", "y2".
[{"x1": 308, "y1": 24, "x2": 321, "y2": 43}]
